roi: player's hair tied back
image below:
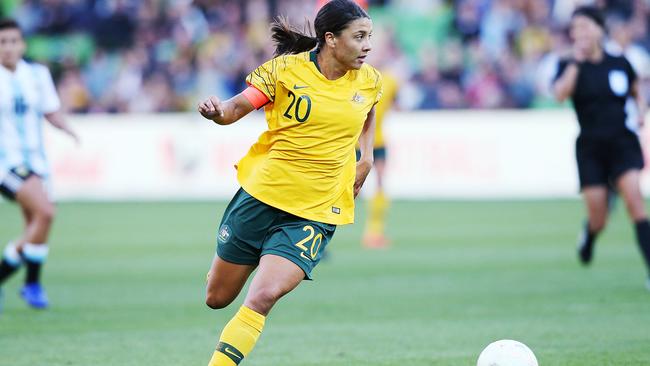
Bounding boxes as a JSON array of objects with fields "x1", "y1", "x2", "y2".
[
  {"x1": 270, "y1": 16, "x2": 318, "y2": 57},
  {"x1": 270, "y1": 0, "x2": 368, "y2": 57}
]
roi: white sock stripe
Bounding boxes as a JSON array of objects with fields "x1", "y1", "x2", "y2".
[
  {"x1": 3, "y1": 242, "x2": 22, "y2": 267},
  {"x1": 22, "y1": 243, "x2": 49, "y2": 263}
]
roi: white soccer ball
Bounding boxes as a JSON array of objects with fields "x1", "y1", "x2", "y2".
[{"x1": 476, "y1": 339, "x2": 539, "y2": 366}]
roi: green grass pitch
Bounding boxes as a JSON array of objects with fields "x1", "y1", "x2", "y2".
[{"x1": 1, "y1": 200, "x2": 649, "y2": 365}]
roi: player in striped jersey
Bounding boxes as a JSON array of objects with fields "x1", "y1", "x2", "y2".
[{"x1": 0, "y1": 18, "x2": 78, "y2": 310}]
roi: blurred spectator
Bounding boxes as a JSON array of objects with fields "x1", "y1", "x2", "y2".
[
  {"x1": 57, "y1": 65, "x2": 91, "y2": 113},
  {"x1": 3, "y1": 0, "x2": 649, "y2": 113},
  {"x1": 605, "y1": 14, "x2": 650, "y2": 78}
]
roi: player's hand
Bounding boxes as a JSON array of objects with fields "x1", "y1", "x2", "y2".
[
  {"x1": 198, "y1": 96, "x2": 225, "y2": 121},
  {"x1": 71, "y1": 132, "x2": 81, "y2": 146},
  {"x1": 66, "y1": 129, "x2": 81, "y2": 147},
  {"x1": 354, "y1": 159, "x2": 373, "y2": 198}
]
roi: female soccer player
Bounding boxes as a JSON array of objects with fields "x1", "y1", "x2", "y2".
[
  {"x1": 553, "y1": 7, "x2": 650, "y2": 289},
  {"x1": 0, "y1": 18, "x2": 79, "y2": 309},
  {"x1": 197, "y1": 1, "x2": 382, "y2": 364}
]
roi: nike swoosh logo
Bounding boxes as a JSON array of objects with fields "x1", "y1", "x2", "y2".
[
  {"x1": 300, "y1": 252, "x2": 312, "y2": 260},
  {"x1": 224, "y1": 348, "x2": 241, "y2": 359},
  {"x1": 293, "y1": 85, "x2": 309, "y2": 90}
]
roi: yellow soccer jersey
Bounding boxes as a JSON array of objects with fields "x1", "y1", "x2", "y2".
[
  {"x1": 373, "y1": 71, "x2": 398, "y2": 148},
  {"x1": 239, "y1": 51, "x2": 383, "y2": 225}
]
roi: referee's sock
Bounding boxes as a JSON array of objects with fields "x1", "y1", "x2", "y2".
[
  {"x1": 578, "y1": 221, "x2": 599, "y2": 265},
  {"x1": 633, "y1": 219, "x2": 650, "y2": 276}
]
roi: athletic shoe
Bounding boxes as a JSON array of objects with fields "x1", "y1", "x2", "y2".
[
  {"x1": 20, "y1": 283, "x2": 49, "y2": 309},
  {"x1": 362, "y1": 233, "x2": 390, "y2": 249},
  {"x1": 577, "y1": 221, "x2": 594, "y2": 265}
]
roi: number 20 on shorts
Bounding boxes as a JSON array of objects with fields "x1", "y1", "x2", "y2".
[{"x1": 294, "y1": 225, "x2": 323, "y2": 260}]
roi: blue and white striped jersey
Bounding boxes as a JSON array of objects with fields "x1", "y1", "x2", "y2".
[{"x1": 0, "y1": 59, "x2": 60, "y2": 181}]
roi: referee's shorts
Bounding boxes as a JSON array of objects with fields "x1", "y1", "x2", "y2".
[{"x1": 576, "y1": 132, "x2": 644, "y2": 189}]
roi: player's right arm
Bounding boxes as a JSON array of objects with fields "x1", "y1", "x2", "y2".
[
  {"x1": 198, "y1": 93, "x2": 256, "y2": 126},
  {"x1": 553, "y1": 62, "x2": 579, "y2": 102},
  {"x1": 553, "y1": 46, "x2": 586, "y2": 102},
  {"x1": 199, "y1": 56, "x2": 277, "y2": 125}
]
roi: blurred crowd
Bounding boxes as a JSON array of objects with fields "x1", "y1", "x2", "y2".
[{"x1": 1, "y1": 0, "x2": 650, "y2": 113}]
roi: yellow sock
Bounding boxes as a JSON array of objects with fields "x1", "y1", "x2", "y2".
[
  {"x1": 207, "y1": 306, "x2": 266, "y2": 365},
  {"x1": 366, "y1": 191, "x2": 388, "y2": 235}
]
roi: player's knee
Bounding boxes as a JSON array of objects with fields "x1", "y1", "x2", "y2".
[
  {"x1": 630, "y1": 207, "x2": 647, "y2": 222},
  {"x1": 36, "y1": 204, "x2": 56, "y2": 225},
  {"x1": 205, "y1": 297, "x2": 229, "y2": 310},
  {"x1": 246, "y1": 286, "x2": 284, "y2": 314},
  {"x1": 205, "y1": 289, "x2": 235, "y2": 310}
]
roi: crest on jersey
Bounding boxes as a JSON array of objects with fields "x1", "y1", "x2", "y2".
[
  {"x1": 15, "y1": 166, "x2": 29, "y2": 177},
  {"x1": 351, "y1": 92, "x2": 365, "y2": 104},
  {"x1": 218, "y1": 225, "x2": 231, "y2": 243},
  {"x1": 608, "y1": 70, "x2": 628, "y2": 96}
]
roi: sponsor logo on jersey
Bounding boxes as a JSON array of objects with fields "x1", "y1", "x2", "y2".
[{"x1": 15, "y1": 166, "x2": 29, "y2": 177}]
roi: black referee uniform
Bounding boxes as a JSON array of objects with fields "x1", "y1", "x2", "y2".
[
  {"x1": 556, "y1": 51, "x2": 650, "y2": 284},
  {"x1": 556, "y1": 53, "x2": 643, "y2": 189}
]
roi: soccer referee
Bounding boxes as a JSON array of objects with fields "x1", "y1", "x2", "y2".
[{"x1": 553, "y1": 6, "x2": 650, "y2": 290}]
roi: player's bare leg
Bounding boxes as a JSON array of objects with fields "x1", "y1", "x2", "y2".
[
  {"x1": 243, "y1": 254, "x2": 304, "y2": 315},
  {"x1": 578, "y1": 186, "x2": 608, "y2": 265},
  {"x1": 616, "y1": 170, "x2": 646, "y2": 221},
  {"x1": 205, "y1": 255, "x2": 256, "y2": 309},
  {"x1": 15, "y1": 176, "x2": 55, "y2": 246},
  {"x1": 616, "y1": 170, "x2": 650, "y2": 287},
  {"x1": 207, "y1": 255, "x2": 303, "y2": 365},
  {"x1": 13, "y1": 176, "x2": 55, "y2": 309}
]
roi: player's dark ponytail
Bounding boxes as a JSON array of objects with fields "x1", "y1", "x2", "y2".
[
  {"x1": 271, "y1": 0, "x2": 369, "y2": 56},
  {"x1": 271, "y1": 16, "x2": 318, "y2": 56}
]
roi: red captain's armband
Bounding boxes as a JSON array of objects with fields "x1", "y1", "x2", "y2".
[{"x1": 242, "y1": 85, "x2": 270, "y2": 109}]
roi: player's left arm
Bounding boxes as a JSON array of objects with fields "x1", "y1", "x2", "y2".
[
  {"x1": 631, "y1": 80, "x2": 647, "y2": 127},
  {"x1": 354, "y1": 105, "x2": 376, "y2": 198},
  {"x1": 45, "y1": 111, "x2": 80, "y2": 145}
]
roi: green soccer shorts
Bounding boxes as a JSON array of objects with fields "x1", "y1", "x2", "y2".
[{"x1": 216, "y1": 188, "x2": 336, "y2": 279}]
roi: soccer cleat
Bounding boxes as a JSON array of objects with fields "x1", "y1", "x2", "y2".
[
  {"x1": 577, "y1": 221, "x2": 594, "y2": 265},
  {"x1": 20, "y1": 283, "x2": 49, "y2": 309},
  {"x1": 362, "y1": 233, "x2": 390, "y2": 249}
]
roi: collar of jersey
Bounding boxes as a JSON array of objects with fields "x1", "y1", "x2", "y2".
[
  {"x1": 309, "y1": 50, "x2": 352, "y2": 84},
  {"x1": 0, "y1": 59, "x2": 29, "y2": 75}
]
